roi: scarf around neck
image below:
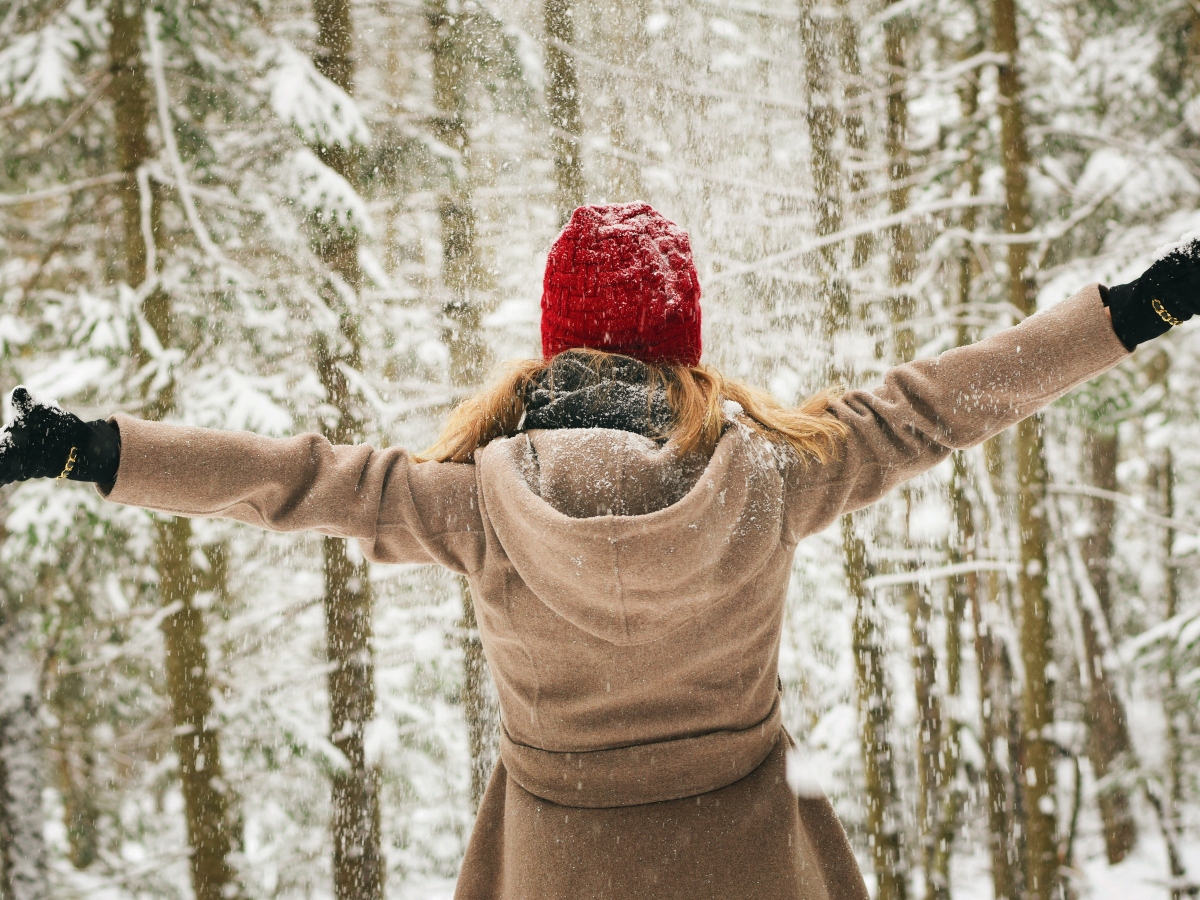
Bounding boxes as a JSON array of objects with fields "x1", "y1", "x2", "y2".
[{"x1": 522, "y1": 352, "x2": 674, "y2": 440}]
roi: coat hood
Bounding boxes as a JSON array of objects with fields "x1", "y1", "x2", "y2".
[{"x1": 476, "y1": 426, "x2": 786, "y2": 646}]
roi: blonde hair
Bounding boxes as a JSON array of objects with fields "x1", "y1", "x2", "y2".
[{"x1": 416, "y1": 349, "x2": 848, "y2": 464}]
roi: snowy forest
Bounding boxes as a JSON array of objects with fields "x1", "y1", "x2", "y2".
[{"x1": 3, "y1": 0, "x2": 1200, "y2": 897}]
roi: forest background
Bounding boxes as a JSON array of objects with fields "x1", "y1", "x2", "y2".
[{"x1": 2, "y1": 0, "x2": 1200, "y2": 898}]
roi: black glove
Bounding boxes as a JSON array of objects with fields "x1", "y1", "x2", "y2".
[
  {"x1": 0, "y1": 388, "x2": 121, "y2": 487},
  {"x1": 1102, "y1": 237, "x2": 1200, "y2": 350}
]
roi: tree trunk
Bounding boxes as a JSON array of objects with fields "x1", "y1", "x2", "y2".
[
  {"x1": 158, "y1": 517, "x2": 239, "y2": 900},
  {"x1": 0, "y1": 580, "x2": 49, "y2": 900},
  {"x1": 596, "y1": 0, "x2": 648, "y2": 203},
  {"x1": 844, "y1": 517, "x2": 908, "y2": 900},
  {"x1": 883, "y1": 7, "x2": 916, "y2": 357},
  {"x1": 971, "y1": 583, "x2": 1022, "y2": 900},
  {"x1": 109, "y1": 6, "x2": 239, "y2": 899},
  {"x1": 883, "y1": 12, "x2": 958, "y2": 895},
  {"x1": 428, "y1": 0, "x2": 498, "y2": 811},
  {"x1": 459, "y1": 574, "x2": 497, "y2": 809},
  {"x1": 954, "y1": 32, "x2": 1024, "y2": 898},
  {"x1": 306, "y1": 2, "x2": 386, "y2": 897},
  {"x1": 943, "y1": 454, "x2": 974, "y2": 895},
  {"x1": 882, "y1": 12, "x2": 953, "y2": 896},
  {"x1": 991, "y1": 0, "x2": 1057, "y2": 895},
  {"x1": 545, "y1": 0, "x2": 584, "y2": 224},
  {"x1": 836, "y1": 3, "x2": 872, "y2": 268},
  {"x1": 1160, "y1": 447, "x2": 1189, "y2": 900},
  {"x1": 1080, "y1": 430, "x2": 1137, "y2": 863},
  {"x1": 803, "y1": 6, "x2": 904, "y2": 895},
  {"x1": 1014, "y1": 416, "x2": 1055, "y2": 900},
  {"x1": 800, "y1": 0, "x2": 850, "y2": 335},
  {"x1": 323, "y1": 536, "x2": 383, "y2": 900}
]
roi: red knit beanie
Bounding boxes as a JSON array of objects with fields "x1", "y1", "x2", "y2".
[{"x1": 541, "y1": 203, "x2": 702, "y2": 366}]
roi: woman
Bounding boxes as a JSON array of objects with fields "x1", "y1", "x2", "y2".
[{"x1": 2, "y1": 203, "x2": 1198, "y2": 899}]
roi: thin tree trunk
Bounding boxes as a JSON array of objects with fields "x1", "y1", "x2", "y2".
[
  {"x1": 836, "y1": 3, "x2": 871, "y2": 268},
  {"x1": 884, "y1": 12, "x2": 951, "y2": 896},
  {"x1": 158, "y1": 516, "x2": 239, "y2": 900},
  {"x1": 905, "y1": 571, "x2": 946, "y2": 900},
  {"x1": 307, "y1": 2, "x2": 386, "y2": 897},
  {"x1": 955, "y1": 31, "x2": 1023, "y2": 898},
  {"x1": 458, "y1": 574, "x2": 495, "y2": 808},
  {"x1": 1161, "y1": 447, "x2": 1190, "y2": 900},
  {"x1": 600, "y1": 0, "x2": 649, "y2": 202},
  {"x1": 322, "y1": 536, "x2": 383, "y2": 900},
  {"x1": 991, "y1": 0, "x2": 1056, "y2": 895},
  {"x1": 801, "y1": 0, "x2": 850, "y2": 334},
  {"x1": 109, "y1": 6, "x2": 238, "y2": 899},
  {"x1": 970, "y1": 580, "x2": 1021, "y2": 900},
  {"x1": 802, "y1": 5, "x2": 905, "y2": 895},
  {"x1": 845, "y1": 517, "x2": 908, "y2": 900},
  {"x1": 1080, "y1": 430, "x2": 1137, "y2": 863},
  {"x1": 936, "y1": 453, "x2": 974, "y2": 900},
  {"x1": 883, "y1": 7, "x2": 916, "y2": 357},
  {"x1": 0, "y1": 576, "x2": 48, "y2": 900},
  {"x1": 803, "y1": 4, "x2": 905, "y2": 894},
  {"x1": 545, "y1": 0, "x2": 584, "y2": 224},
  {"x1": 428, "y1": 0, "x2": 497, "y2": 811},
  {"x1": 938, "y1": 53, "x2": 987, "y2": 893}
]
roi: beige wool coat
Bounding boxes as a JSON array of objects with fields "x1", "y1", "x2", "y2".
[{"x1": 102, "y1": 285, "x2": 1130, "y2": 899}]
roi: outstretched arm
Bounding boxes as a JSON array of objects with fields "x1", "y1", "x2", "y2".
[
  {"x1": 784, "y1": 283, "x2": 1131, "y2": 541},
  {"x1": 785, "y1": 235, "x2": 1200, "y2": 540},
  {"x1": 0, "y1": 399, "x2": 485, "y2": 573}
]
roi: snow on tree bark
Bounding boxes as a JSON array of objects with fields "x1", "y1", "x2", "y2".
[
  {"x1": 545, "y1": 0, "x2": 585, "y2": 223},
  {"x1": 844, "y1": 516, "x2": 908, "y2": 900},
  {"x1": 427, "y1": 0, "x2": 500, "y2": 812},
  {"x1": 306, "y1": 1, "x2": 386, "y2": 896},
  {"x1": 881, "y1": 11, "x2": 953, "y2": 897},
  {"x1": 1080, "y1": 428, "x2": 1138, "y2": 863},
  {"x1": 107, "y1": 5, "x2": 240, "y2": 899},
  {"x1": 802, "y1": 5, "x2": 905, "y2": 894},
  {"x1": 0, "y1": 583, "x2": 48, "y2": 900},
  {"x1": 990, "y1": 1, "x2": 1059, "y2": 895}
]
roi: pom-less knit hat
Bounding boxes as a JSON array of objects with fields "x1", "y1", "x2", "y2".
[{"x1": 541, "y1": 203, "x2": 702, "y2": 366}]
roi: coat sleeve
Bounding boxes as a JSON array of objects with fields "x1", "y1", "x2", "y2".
[
  {"x1": 100, "y1": 418, "x2": 486, "y2": 574},
  {"x1": 783, "y1": 284, "x2": 1132, "y2": 541}
]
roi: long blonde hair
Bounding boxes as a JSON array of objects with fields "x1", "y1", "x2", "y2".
[{"x1": 416, "y1": 349, "x2": 848, "y2": 464}]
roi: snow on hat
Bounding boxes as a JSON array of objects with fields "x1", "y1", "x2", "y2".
[{"x1": 540, "y1": 203, "x2": 702, "y2": 366}]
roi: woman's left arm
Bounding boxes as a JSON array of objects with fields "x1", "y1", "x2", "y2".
[{"x1": 784, "y1": 284, "x2": 1132, "y2": 540}]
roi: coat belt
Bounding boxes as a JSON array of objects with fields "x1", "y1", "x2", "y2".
[{"x1": 498, "y1": 694, "x2": 783, "y2": 809}]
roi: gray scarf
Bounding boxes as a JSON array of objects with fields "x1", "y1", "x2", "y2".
[{"x1": 522, "y1": 352, "x2": 673, "y2": 440}]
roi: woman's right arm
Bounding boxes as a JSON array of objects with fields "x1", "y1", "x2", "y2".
[{"x1": 105, "y1": 416, "x2": 485, "y2": 572}]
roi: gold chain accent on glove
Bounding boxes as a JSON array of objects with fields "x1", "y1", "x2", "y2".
[
  {"x1": 56, "y1": 446, "x2": 78, "y2": 481},
  {"x1": 1152, "y1": 297, "x2": 1184, "y2": 327}
]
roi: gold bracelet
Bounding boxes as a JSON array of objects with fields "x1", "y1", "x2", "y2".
[
  {"x1": 1152, "y1": 297, "x2": 1184, "y2": 327},
  {"x1": 56, "y1": 446, "x2": 78, "y2": 481}
]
